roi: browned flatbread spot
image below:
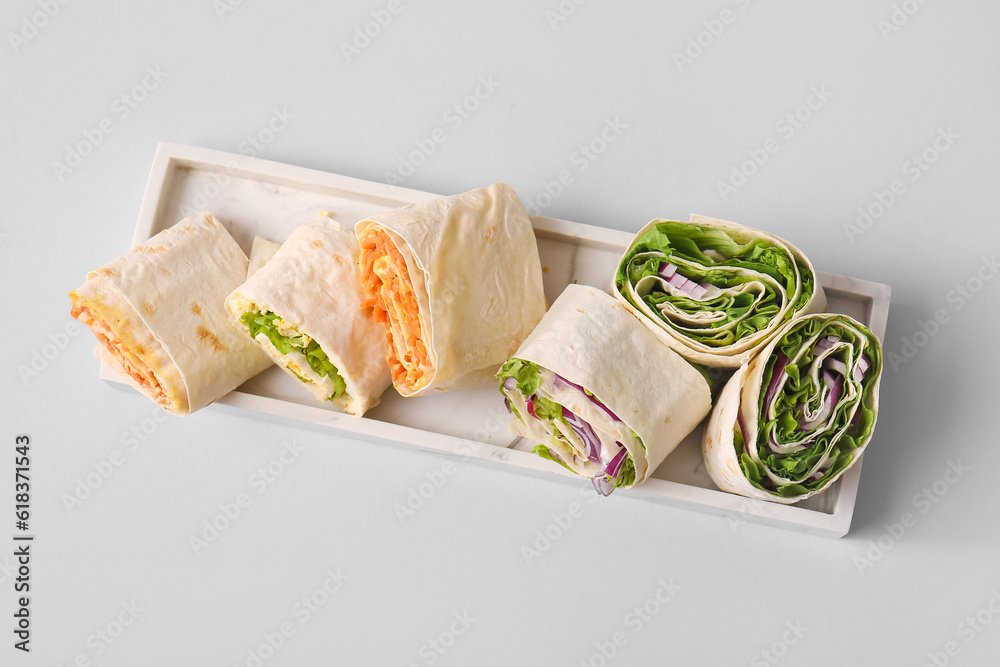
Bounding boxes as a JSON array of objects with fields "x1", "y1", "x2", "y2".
[
  {"x1": 94, "y1": 267, "x2": 120, "y2": 278},
  {"x1": 137, "y1": 245, "x2": 166, "y2": 254},
  {"x1": 204, "y1": 214, "x2": 216, "y2": 226},
  {"x1": 197, "y1": 326, "x2": 227, "y2": 353},
  {"x1": 160, "y1": 267, "x2": 171, "y2": 276},
  {"x1": 309, "y1": 239, "x2": 324, "y2": 249},
  {"x1": 142, "y1": 301, "x2": 154, "y2": 315},
  {"x1": 180, "y1": 225, "x2": 195, "y2": 234},
  {"x1": 334, "y1": 255, "x2": 346, "y2": 266},
  {"x1": 190, "y1": 302, "x2": 202, "y2": 315}
]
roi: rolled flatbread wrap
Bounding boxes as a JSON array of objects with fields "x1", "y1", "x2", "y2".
[
  {"x1": 702, "y1": 313, "x2": 883, "y2": 503},
  {"x1": 613, "y1": 214, "x2": 826, "y2": 367},
  {"x1": 498, "y1": 284, "x2": 713, "y2": 496},
  {"x1": 356, "y1": 183, "x2": 546, "y2": 397},
  {"x1": 226, "y1": 217, "x2": 391, "y2": 416},
  {"x1": 247, "y1": 236, "x2": 281, "y2": 278},
  {"x1": 68, "y1": 212, "x2": 272, "y2": 415}
]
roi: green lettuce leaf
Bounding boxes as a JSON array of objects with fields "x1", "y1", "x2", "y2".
[
  {"x1": 614, "y1": 220, "x2": 815, "y2": 348},
  {"x1": 239, "y1": 310, "x2": 347, "y2": 400}
]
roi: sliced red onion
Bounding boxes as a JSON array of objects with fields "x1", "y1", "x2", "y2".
[
  {"x1": 668, "y1": 273, "x2": 689, "y2": 291},
  {"x1": 504, "y1": 397, "x2": 512, "y2": 414},
  {"x1": 799, "y1": 371, "x2": 843, "y2": 431},
  {"x1": 592, "y1": 475, "x2": 615, "y2": 497},
  {"x1": 658, "y1": 262, "x2": 677, "y2": 279},
  {"x1": 736, "y1": 409, "x2": 750, "y2": 444},
  {"x1": 687, "y1": 283, "x2": 708, "y2": 300},
  {"x1": 552, "y1": 373, "x2": 622, "y2": 422},
  {"x1": 605, "y1": 445, "x2": 628, "y2": 479},
  {"x1": 563, "y1": 408, "x2": 602, "y2": 463},
  {"x1": 762, "y1": 354, "x2": 790, "y2": 416},
  {"x1": 503, "y1": 376, "x2": 517, "y2": 392},
  {"x1": 815, "y1": 335, "x2": 841, "y2": 350},
  {"x1": 852, "y1": 355, "x2": 870, "y2": 383},
  {"x1": 527, "y1": 396, "x2": 536, "y2": 418}
]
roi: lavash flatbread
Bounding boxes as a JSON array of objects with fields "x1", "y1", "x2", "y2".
[
  {"x1": 227, "y1": 217, "x2": 390, "y2": 416},
  {"x1": 356, "y1": 183, "x2": 547, "y2": 397},
  {"x1": 69, "y1": 212, "x2": 272, "y2": 415}
]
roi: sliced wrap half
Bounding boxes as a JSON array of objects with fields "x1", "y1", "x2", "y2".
[
  {"x1": 702, "y1": 313, "x2": 883, "y2": 503},
  {"x1": 613, "y1": 214, "x2": 826, "y2": 367},
  {"x1": 226, "y1": 216, "x2": 391, "y2": 416},
  {"x1": 356, "y1": 183, "x2": 546, "y2": 397},
  {"x1": 499, "y1": 284, "x2": 713, "y2": 496},
  {"x1": 69, "y1": 212, "x2": 272, "y2": 415}
]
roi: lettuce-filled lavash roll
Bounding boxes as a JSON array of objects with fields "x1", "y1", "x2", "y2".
[
  {"x1": 498, "y1": 285, "x2": 712, "y2": 496},
  {"x1": 69, "y1": 212, "x2": 273, "y2": 415},
  {"x1": 703, "y1": 313, "x2": 883, "y2": 503},
  {"x1": 356, "y1": 183, "x2": 546, "y2": 397},
  {"x1": 613, "y1": 214, "x2": 826, "y2": 368},
  {"x1": 226, "y1": 216, "x2": 390, "y2": 416}
]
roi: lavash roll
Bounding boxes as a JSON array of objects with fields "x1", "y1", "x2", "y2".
[
  {"x1": 356, "y1": 182, "x2": 547, "y2": 397},
  {"x1": 69, "y1": 212, "x2": 272, "y2": 415},
  {"x1": 613, "y1": 214, "x2": 826, "y2": 368},
  {"x1": 702, "y1": 313, "x2": 883, "y2": 503},
  {"x1": 499, "y1": 284, "x2": 712, "y2": 495},
  {"x1": 226, "y1": 216, "x2": 390, "y2": 416}
]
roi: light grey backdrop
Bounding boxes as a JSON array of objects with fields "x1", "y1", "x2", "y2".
[{"x1": 3, "y1": 0, "x2": 998, "y2": 665}]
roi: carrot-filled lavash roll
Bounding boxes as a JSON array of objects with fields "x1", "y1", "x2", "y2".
[
  {"x1": 356, "y1": 183, "x2": 547, "y2": 397},
  {"x1": 69, "y1": 212, "x2": 273, "y2": 415}
]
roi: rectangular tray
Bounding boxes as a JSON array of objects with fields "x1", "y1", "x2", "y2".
[{"x1": 100, "y1": 143, "x2": 891, "y2": 538}]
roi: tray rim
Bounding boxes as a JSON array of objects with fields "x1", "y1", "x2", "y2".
[{"x1": 99, "y1": 142, "x2": 891, "y2": 538}]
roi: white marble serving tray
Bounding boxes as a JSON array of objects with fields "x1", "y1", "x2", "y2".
[{"x1": 100, "y1": 143, "x2": 890, "y2": 538}]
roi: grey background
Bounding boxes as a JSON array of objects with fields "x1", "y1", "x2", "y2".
[{"x1": 3, "y1": 0, "x2": 998, "y2": 665}]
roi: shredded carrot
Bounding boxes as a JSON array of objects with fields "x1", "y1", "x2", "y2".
[
  {"x1": 358, "y1": 228, "x2": 431, "y2": 390},
  {"x1": 72, "y1": 305, "x2": 172, "y2": 408}
]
